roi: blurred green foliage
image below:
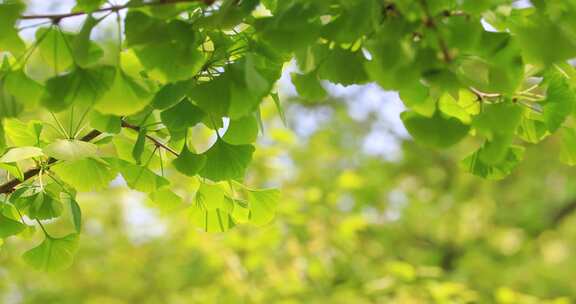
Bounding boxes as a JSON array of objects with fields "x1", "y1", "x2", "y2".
[{"x1": 1, "y1": 97, "x2": 575, "y2": 303}]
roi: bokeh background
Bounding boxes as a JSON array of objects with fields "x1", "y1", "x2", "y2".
[{"x1": 1, "y1": 1, "x2": 575, "y2": 303}]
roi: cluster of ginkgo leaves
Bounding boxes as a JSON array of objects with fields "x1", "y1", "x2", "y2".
[{"x1": 0, "y1": 0, "x2": 576, "y2": 271}]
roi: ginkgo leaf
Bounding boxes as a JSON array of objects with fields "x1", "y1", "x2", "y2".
[
  {"x1": 196, "y1": 182, "x2": 227, "y2": 210},
  {"x1": 513, "y1": 15, "x2": 576, "y2": 65},
  {"x1": 222, "y1": 115, "x2": 259, "y2": 145},
  {"x1": 226, "y1": 57, "x2": 271, "y2": 120},
  {"x1": 228, "y1": 82, "x2": 262, "y2": 120},
  {"x1": 0, "y1": 1, "x2": 26, "y2": 56},
  {"x1": 124, "y1": 11, "x2": 172, "y2": 47},
  {"x1": 152, "y1": 81, "x2": 191, "y2": 110},
  {"x1": 0, "y1": 214, "x2": 26, "y2": 238},
  {"x1": 42, "y1": 66, "x2": 115, "y2": 112},
  {"x1": 73, "y1": 15, "x2": 102, "y2": 67},
  {"x1": 542, "y1": 69, "x2": 576, "y2": 132},
  {"x1": 255, "y1": 3, "x2": 321, "y2": 52},
  {"x1": 108, "y1": 158, "x2": 169, "y2": 193},
  {"x1": 0, "y1": 162, "x2": 23, "y2": 181},
  {"x1": 461, "y1": 145, "x2": 525, "y2": 180},
  {"x1": 245, "y1": 188, "x2": 279, "y2": 226},
  {"x1": 125, "y1": 11, "x2": 204, "y2": 82},
  {"x1": 94, "y1": 69, "x2": 152, "y2": 116},
  {"x1": 36, "y1": 27, "x2": 74, "y2": 71},
  {"x1": 199, "y1": 139, "x2": 255, "y2": 182},
  {"x1": 132, "y1": 129, "x2": 146, "y2": 165},
  {"x1": 89, "y1": 111, "x2": 121, "y2": 134},
  {"x1": 149, "y1": 189, "x2": 183, "y2": 213},
  {"x1": 26, "y1": 192, "x2": 63, "y2": 220},
  {"x1": 172, "y1": 144, "x2": 206, "y2": 177},
  {"x1": 73, "y1": 0, "x2": 105, "y2": 12},
  {"x1": 0, "y1": 146, "x2": 43, "y2": 163},
  {"x1": 43, "y1": 139, "x2": 98, "y2": 161},
  {"x1": 51, "y1": 158, "x2": 117, "y2": 192},
  {"x1": 60, "y1": 193, "x2": 82, "y2": 233},
  {"x1": 291, "y1": 72, "x2": 327, "y2": 101},
  {"x1": 188, "y1": 76, "x2": 230, "y2": 118},
  {"x1": 3, "y1": 118, "x2": 42, "y2": 147},
  {"x1": 401, "y1": 111, "x2": 469, "y2": 148},
  {"x1": 229, "y1": 197, "x2": 250, "y2": 223},
  {"x1": 190, "y1": 199, "x2": 235, "y2": 233},
  {"x1": 135, "y1": 42, "x2": 204, "y2": 82},
  {"x1": 3, "y1": 69, "x2": 44, "y2": 107},
  {"x1": 23, "y1": 233, "x2": 79, "y2": 272},
  {"x1": 318, "y1": 48, "x2": 369, "y2": 86},
  {"x1": 190, "y1": 182, "x2": 235, "y2": 232},
  {"x1": 160, "y1": 99, "x2": 205, "y2": 133},
  {"x1": 471, "y1": 102, "x2": 523, "y2": 164}
]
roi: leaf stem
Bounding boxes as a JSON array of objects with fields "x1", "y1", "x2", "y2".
[{"x1": 36, "y1": 219, "x2": 51, "y2": 238}]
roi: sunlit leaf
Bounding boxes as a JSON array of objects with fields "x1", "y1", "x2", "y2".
[
  {"x1": 23, "y1": 233, "x2": 79, "y2": 272},
  {"x1": 0, "y1": 146, "x2": 43, "y2": 163},
  {"x1": 199, "y1": 139, "x2": 254, "y2": 182},
  {"x1": 172, "y1": 144, "x2": 206, "y2": 177},
  {"x1": 52, "y1": 158, "x2": 117, "y2": 192},
  {"x1": 43, "y1": 139, "x2": 98, "y2": 161}
]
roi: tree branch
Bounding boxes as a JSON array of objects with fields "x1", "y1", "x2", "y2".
[
  {"x1": 20, "y1": 0, "x2": 215, "y2": 21},
  {"x1": 419, "y1": 0, "x2": 452, "y2": 63},
  {"x1": 0, "y1": 121, "x2": 180, "y2": 194},
  {"x1": 0, "y1": 129, "x2": 102, "y2": 194}
]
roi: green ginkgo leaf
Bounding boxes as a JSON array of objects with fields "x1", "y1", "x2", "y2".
[
  {"x1": 51, "y1": 158, "x2": 117, "y2": 192},
  {"x1": 172, "y1": 144, "x2": 206, "y2": 177},
  {"x1": 23, "y1": 233, "x2": 79, "y2": 272},
  {"x1": 132, "y1": 129, "x2": 146, "y2": 164},
  {"x1": 0, "y1": 162, "x2": 23, "y2": 181},
  {"x1": 108, "y1": 158, "x2": 169, "y2": 193},
  {"x1": 3, "y1": 69, "x2": 44, "y2": 107},
  {"x1": 60, "y1": 193, "x2": 82, "y2": 233},
  {"x1": 27, "y1": 192, "x2": 63, "y2": 220},
  {"x1": 461, "y1": 145, "x2": 525, "y2": 180},
  {"x1": 151, "y1": 81, "x2": 191, "y2": 110},
  {"x1": 89, "y1": 111, "x2": 121, "y2": 134},
  {"x1": 41, "y1": 66, "x2": 115, "y2": 112},
  {"x1": 94, "y1": 69, "x2": 151, "y2": 116},
  {"x1": 401, "y1": 110, "x2": 470, "y2": 148},
  {"x1": 191, "y1": 182, "x2": 235, "y2": 232},
  {"x1": 318, "y1": 48, "x2": 369, "y2": 86},
  {"x1": 0, "y1": 1, "x2": 26, "y2": 56},
  {"x1": 223, "y1": 115, "x2": 259, "y2": 145},
  {"x1": 36, "y1": 27, "x2": 74, "y2": 71},
  {"x1": 73, "y1": 0, "x2": 105, "y2": 12},
  {"x1": 160, "y1": 99, "x2": 205, "y2": 133},
  {"x1": 541, "y1": 68, "x2": 576, "y2": 132},
  {"x1": 149, "y1": 189, "x2": 183, "y2": 213},
  {"x1": 199, "y1": 139, "x2": 255, "y2": 182},
  {"x1": 291, "y1": 72, "x2": 327, "y2": 101},
  {"x1": 73, "y1": 15, "x2": 102, "y2": 67},
  {"x1": 43, "y1": 139, "x2": 98, "y2": 161},
  {"x1": 0, "y1": 214, "x2": 26, "y2": 238},
  {"x1": 0, "y1": 146, "x2": 43, "y2": 163},
  {"x1": 245, "y1": 188, "x2": 279, "y2": 226},
  {"x1": 3, "y1": 118, "x2": 42, "y2": 147},
  {"x1": 188, "y1": 76, "x2": 231, "y2": 118}
]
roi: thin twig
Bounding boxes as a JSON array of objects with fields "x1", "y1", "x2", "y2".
[
  {"x1": 20, "y1": 0, "x2": 214, "y2": 21},
  {"x1": 0, "y1": 120, "x2": 182, "y2": 194},
  {"x1": 121, "y1": 121, "x2": 179, "y2": 157},
  {"x1": 419, "y1": 0, "x2": 452, "y2": 63}
]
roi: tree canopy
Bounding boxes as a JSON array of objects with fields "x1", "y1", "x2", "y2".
[{"x1": 1, "y1": 0, "x2": 576, "y2": 291}]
